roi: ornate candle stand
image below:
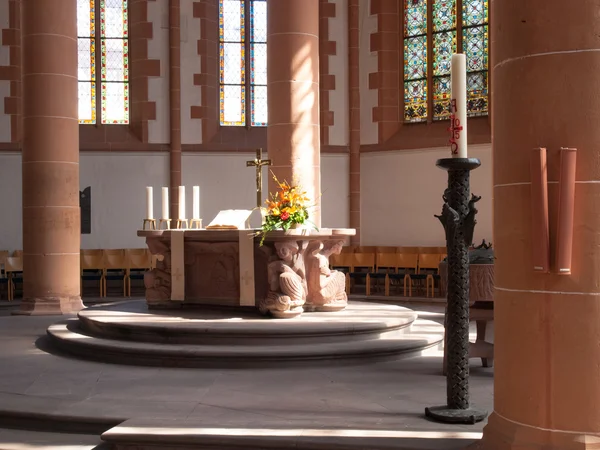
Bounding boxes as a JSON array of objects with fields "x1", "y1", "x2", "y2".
[{"x1": 425, "y1": 157, "x2": 487, "y2": 424}]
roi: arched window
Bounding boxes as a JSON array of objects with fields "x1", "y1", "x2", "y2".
[
  {"x1": 77, "y1": 0, "x2": 129, "y2": 124},
  {"x1": 219, "y1": 0, "x2": 267, "y2": 127},
  {"x1": 403, "y1": 0, "x2": 488, "y2": 123}
]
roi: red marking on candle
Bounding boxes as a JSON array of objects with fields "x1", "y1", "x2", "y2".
[{"x1": 447, "y1": 99, "x2": 463, "y2": 154}]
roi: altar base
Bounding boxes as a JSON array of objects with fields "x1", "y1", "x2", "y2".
[{"x1": 137, "y1": 228, "x2": 355, "y2": 318}]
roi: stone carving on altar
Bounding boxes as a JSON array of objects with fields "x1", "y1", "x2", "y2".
[
  {"x1": 259, "y1": 241, "x2": 308, "y2": 318},
  {"x1": 144, "y1": 239, "x2": 172, "y2": 308},
  {"x1": 305, "y1": 240, "x2": 348, "y2": 312},
  {"x1": 184, "y1": 242, "x2": 240, "y2": 301}
]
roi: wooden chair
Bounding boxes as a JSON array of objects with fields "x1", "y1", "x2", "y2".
[
  {"x1": 329, "y1": 252, "x2": 352, "y2": 294},
  {"x1": 367, "y1": 253, "x2": 410, "y2": 296},
  {"x1": 81, "y1": 250, "x2": 105, "y2": 297},
  {"x1": 348, "y1": 253, "x2": 375, "y2": 295},
  {"x1": 387, "y1": 253, "x2": 418, "y2": 297},
  {"x1": 127, "y1": 248, "x2": 152, "y2": 297},
  {"x1": 5, "y1": 256, "x2": 23, "y2": 301},
  {"x1": 414, "y1": 253, "x2": 443, "y2": 297},
  {"x1": 0, "y1": 251, "x2": 9, "y2": 300},
  {"x1": 103, "y1": 249, "x2": 129, "y2": 297}
]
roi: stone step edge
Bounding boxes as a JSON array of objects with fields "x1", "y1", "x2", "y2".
[
  {"x1": 46, "y1": 319, "x2": 444, "y2": 368},
  {"x1": 101, "y1": 418, "x2": 480, "y2": 450},
  {"x1": 48, "y1": 319, "x2": 443, "y2": 359},
  {"x1": 0, "y1": 396, "x2": 122, "y2": 435},
  {"x1": 76, "y1": 311, "x2": 418, "y2": 345}
]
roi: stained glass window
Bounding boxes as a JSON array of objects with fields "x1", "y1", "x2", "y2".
[
  {"x1": 403, "y1": 0, "x2": 488, "y2": 122},
  {"x1": 77, "y1": 0, "x2": 129, "y2": 124},
  {"x1": 463, "y1": 0, "x2": 488, "y2": 117},
  {"x1": 220, "y1": 0, "x2": 267, "y2": 127},
  {"x1": 77, "y1": 0, "x2": 96, "y2": 124},
  {"x1": 403, "y1": 0, "x2": 427, "y2": 123}
]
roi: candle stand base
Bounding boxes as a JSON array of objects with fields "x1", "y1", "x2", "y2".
[
  {"x1": 142, "y1": 219, "x2": 156, "y2": 230},
  {"x1": 190, "y1": 219, "x2": 203, "y2": 229},
  {"x1": 158, "y1": 219, "x2": 172, "y2": 230},
  {"x1": 425, "y1": 405, "x2": 487, "y2": 425},
  {"x1": 175, "y1": 219, "x2": 189, "y2": 230}
]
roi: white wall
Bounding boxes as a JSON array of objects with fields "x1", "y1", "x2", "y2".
[
  {"x1": 0, "y1": 0, "x2": 11, "y2": 143},
  {"x1": 0, "y1": 152, "x2": 349, "y2": 252},
  {"x1": 147, "y1": 0, "x2": 170, "y2": 144},
  {"x1": 361, "y1": 144, "x2": 493, "y2": 246},
  {"x1": 328, "y1": 0, "x2": 349, "y2": 146},
  {"x1": 358, "y1": 0, "x2": 377, "y2": 145},
  {"x1": 181, "y1": 153, "x2": 350, "y2": 229},
  {"x1": 180, "y1": 0, "x2": 202, "y2": 144}
]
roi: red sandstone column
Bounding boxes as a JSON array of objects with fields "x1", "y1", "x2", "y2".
[
  {"x1": 169, "y1": 0, "x2": 182, "y2": 222},
  {"x1": 478, "y1": 0, "x2": 600, "y2": 448},
  {"x1": 267, "y1": 0, "x2": 321, "y2": 227},
  {"x1": 18, "y1": 0, "x2": 84, "y2": 314},
  {"x1": 348, "y1": 0, "x2": 360, "y2": 244}
]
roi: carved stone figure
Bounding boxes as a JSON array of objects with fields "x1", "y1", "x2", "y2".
[
  {"x1": 144, "y1": 238, "x2": 173, "y2": 308},
  {"x1": 305, "y1": 240, "x2": 348, "y2": 312},
  {"x1": 259, "y1": 241, "x2": 307, "y2": 318}
]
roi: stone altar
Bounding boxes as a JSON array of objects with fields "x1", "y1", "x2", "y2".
[{"x1": 137, "y1": 228, "x2": 354, "y2": 318}]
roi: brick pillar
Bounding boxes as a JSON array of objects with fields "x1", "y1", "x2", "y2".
[
  {"x1": 477, "y1": 0, "x2": 600, "y2": 448},
  {"x1": 18, "y1": 0, "x2": 84, "y2": 315},
  {"x1": 348, "y1": 0, "x2": 360, "y2": 244},
  {"x1": 267, "y1": 0, "x2": 321, "y2": 227},
  {"x1": 169, "y1": 0, "x2": 182, "y2": 220}
]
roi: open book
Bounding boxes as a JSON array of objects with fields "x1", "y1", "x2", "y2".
[{"x1": 206, "y1": 209, "x2": 254, "y2": 230}]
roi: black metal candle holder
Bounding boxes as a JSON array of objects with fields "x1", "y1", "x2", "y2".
[{"x1": 425, "y1": 157, "x2": 488, "y2": 425}]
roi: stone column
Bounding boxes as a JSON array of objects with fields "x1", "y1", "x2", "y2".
[
  {"x1": 18, "y1": 0, "x2": 84, "y2": 315},
  {"x1": 267, "y1": 0, "x2": 321, "y2": 227},
  {"x1": 478, "y1": 0, "x2": 600, "y2": 448},
  {"x1": 348, "y1": 0, "x2": 360, "y2": 244},
  {"x1": 169, "y1": 0, "x2": 182, "y2": 222}
]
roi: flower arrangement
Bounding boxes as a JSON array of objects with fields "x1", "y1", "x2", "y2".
[{"x1": 259, "y1": 173, "x2": 315, "y2": 245}]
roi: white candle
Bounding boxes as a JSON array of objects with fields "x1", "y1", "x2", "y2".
[
  {"x1": 193, "y1": 186, "x2": 200, "y2": 219},
  {"x1": 161, "y1": 187, "x2": 169, "y2": 220},
  {"x1": 178, "y1": 186, "x2": 186, "y2": 220},
  {"x1": 146, "y1": 187, "x2": 154, "y2": 219},
  {"x1": 450, "y1": 53, "x2": 468, "y2": 158}
]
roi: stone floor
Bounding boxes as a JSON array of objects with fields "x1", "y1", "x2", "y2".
[{"x1": 0, "y1": 298, "x2": 494, "y2": 449}]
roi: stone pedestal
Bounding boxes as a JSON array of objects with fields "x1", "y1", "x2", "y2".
[{"x1": 138, "y1": 229, "x2": 354, "y2": 318}]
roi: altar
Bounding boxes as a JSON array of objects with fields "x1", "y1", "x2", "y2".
[{"x1": 137, "y1": 228, "x2": 355, "y2": 318}]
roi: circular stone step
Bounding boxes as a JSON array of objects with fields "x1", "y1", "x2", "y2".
[
  {"x1": 45, "y1": 301, "x2": 444, "y2": 368},
  {"x1": 77, "y1": 300, "x2": 418, "y2": 345}
]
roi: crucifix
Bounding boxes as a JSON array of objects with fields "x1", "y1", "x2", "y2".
[{"x1": 246, "y1": 148, "x2": 272, "y2": 208}]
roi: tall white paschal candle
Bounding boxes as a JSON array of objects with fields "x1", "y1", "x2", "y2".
[
  {"x1": 146, "y1": 187, "x2": 154, "y2": 219},
  {"x1": 450, "y1": 53, "x2": 468, "y2": 158},
  {"x1": 178, "y1": 186, "x2": 186, "y2": 220},
  {"x1": 161, "y1": 187, "x2": 169, "y2": 220},
  {"x1": 193, "y1": 186, "x2": 200, "y2": 219}
]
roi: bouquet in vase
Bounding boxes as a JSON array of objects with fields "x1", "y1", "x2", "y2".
[{"x1": 259, "y1": 173, "x2": 317, "y2": 245}]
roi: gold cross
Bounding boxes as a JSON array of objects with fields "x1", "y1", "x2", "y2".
[{"x1": 246, "y1": 148, "x2": 272, "y2": 208}]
